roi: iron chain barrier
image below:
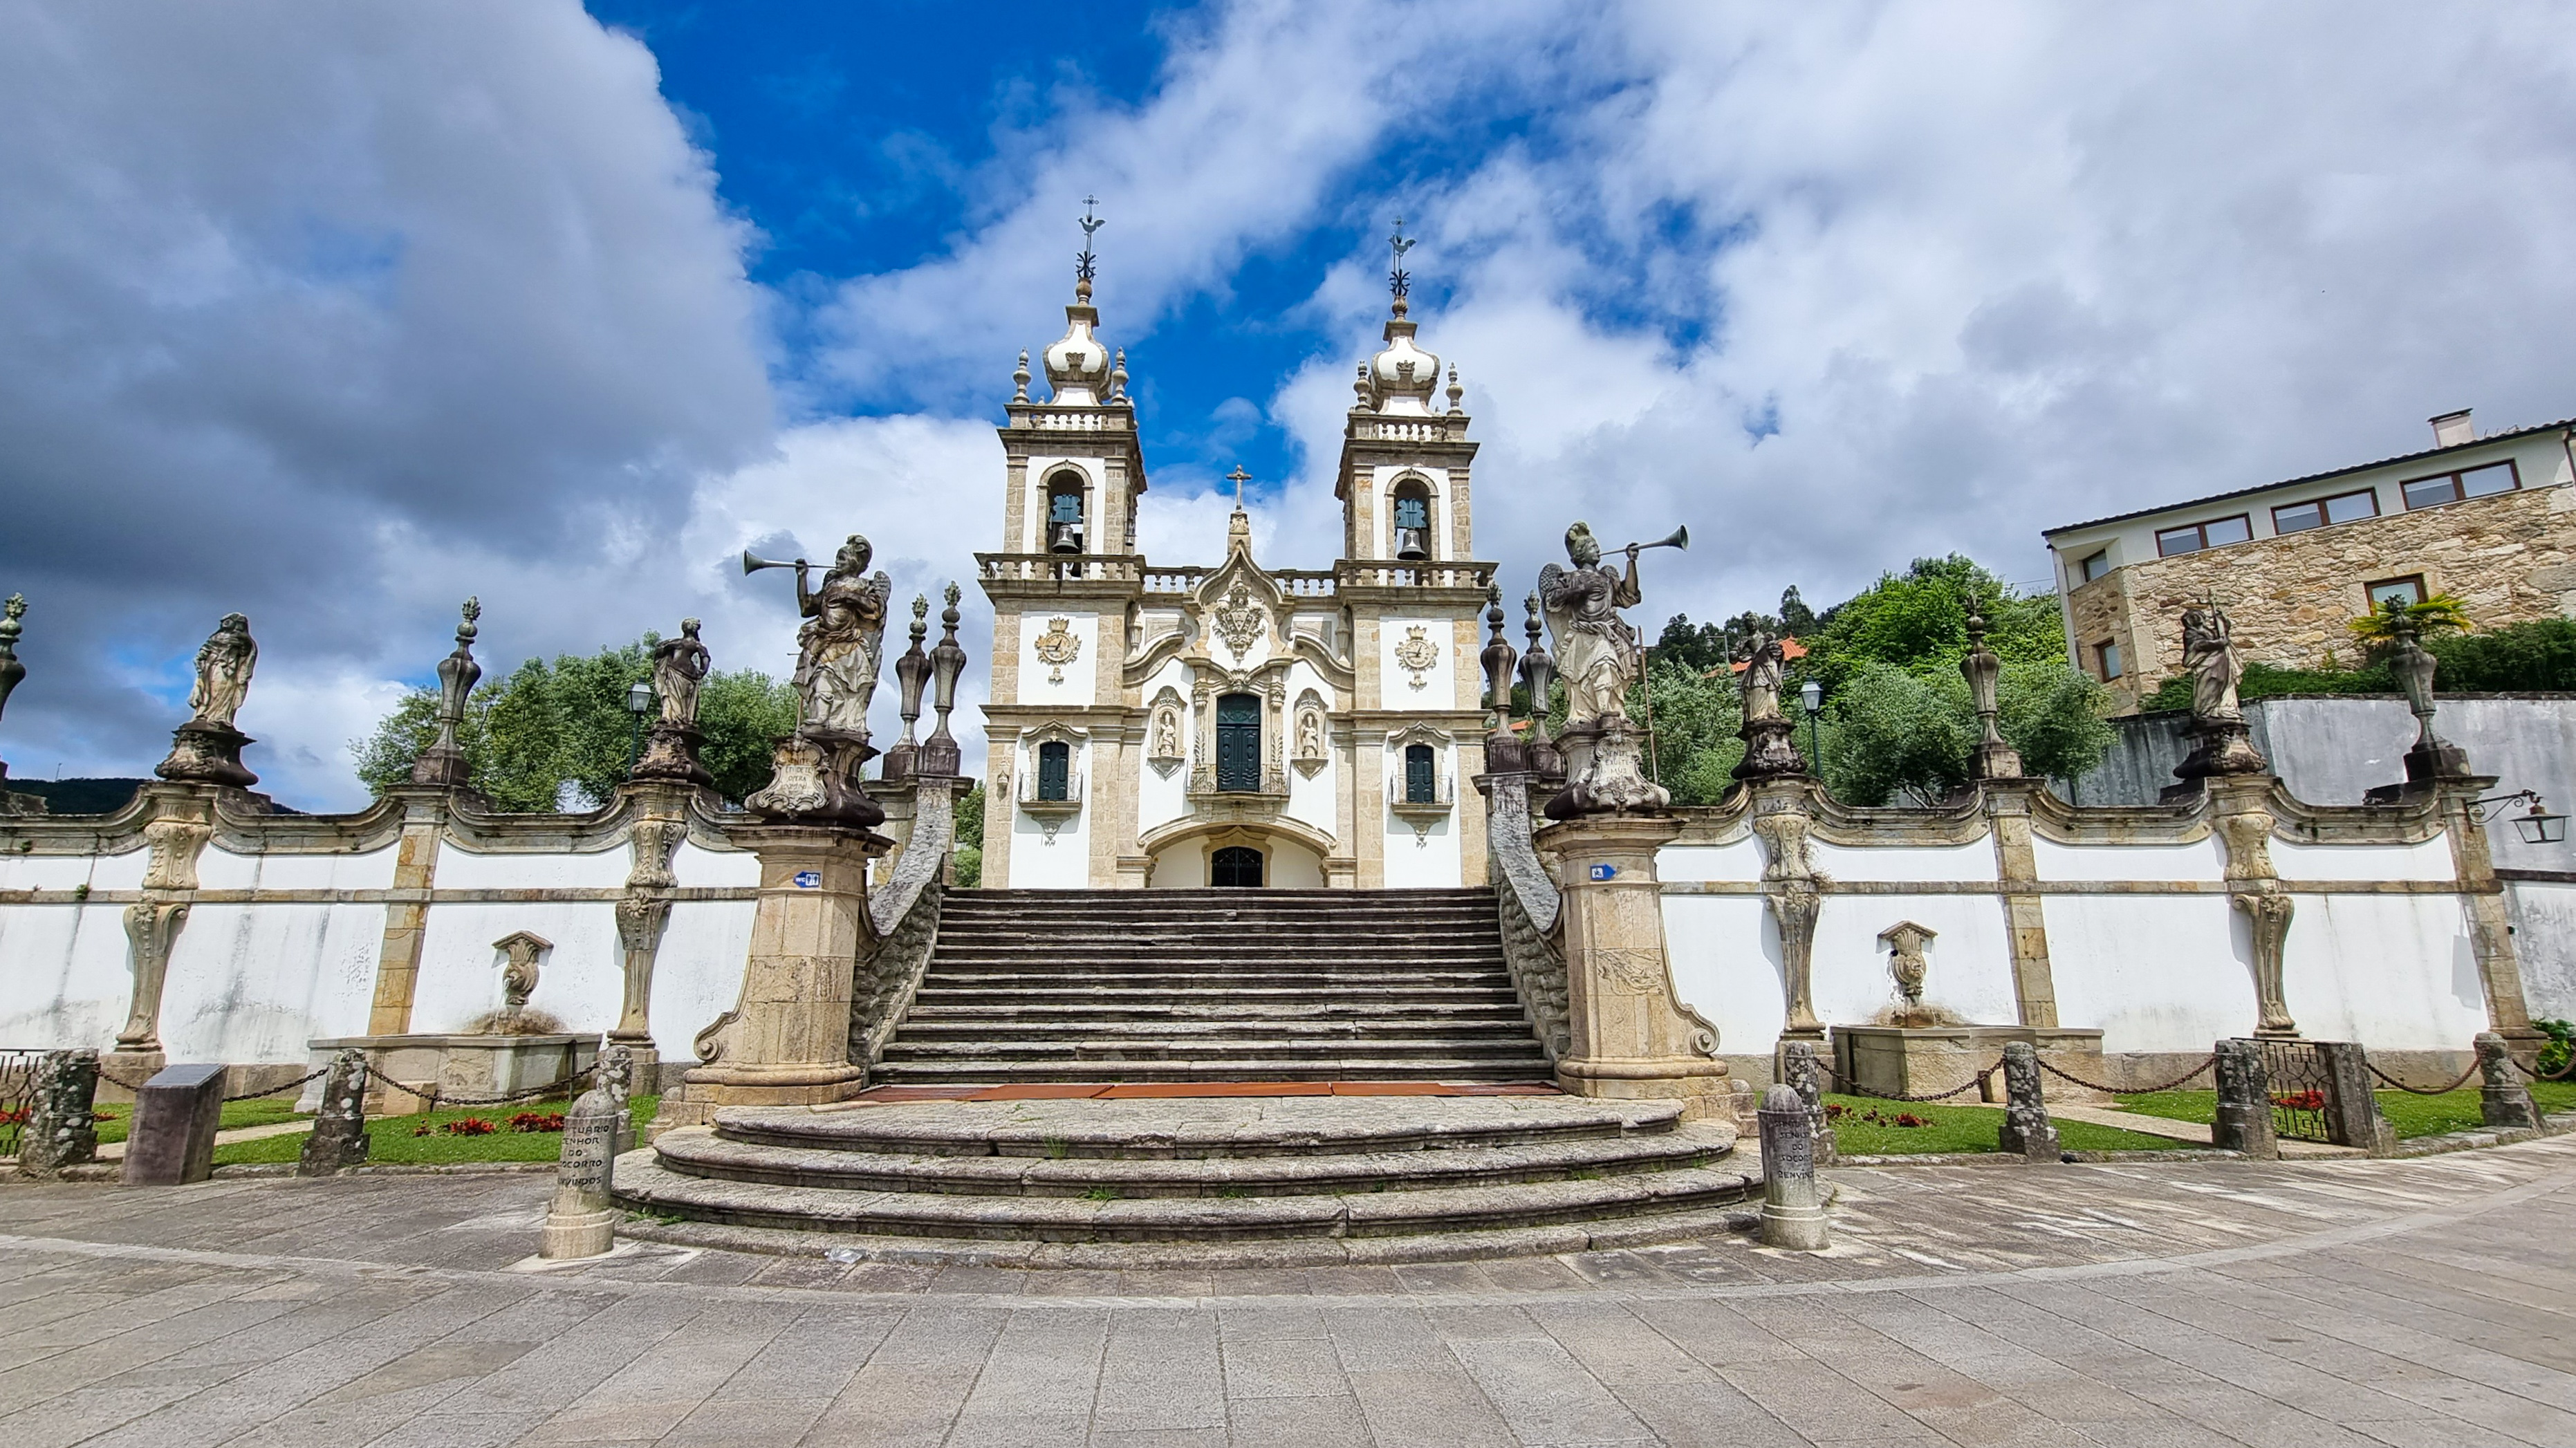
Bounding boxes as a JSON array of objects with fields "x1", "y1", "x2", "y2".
[
  {"x1": 1802, "y1": 1055, "x2": 2006, "y2": 1104},
  {"x1": 2037, "y1": 1054, "x2": 2216, "y2": 1096},
  {"x1": 2367, "y1": 1060, "x2": 2485, "y2": 1096}
]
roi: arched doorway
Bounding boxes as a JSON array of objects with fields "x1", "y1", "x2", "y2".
[{"x1": 1210, "y1": 845, "x2": 1265, "y2": 888}]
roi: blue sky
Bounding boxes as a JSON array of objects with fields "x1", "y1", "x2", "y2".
[{"x1": 6, "y1": 1, "x2": 2576, "y2": 806}]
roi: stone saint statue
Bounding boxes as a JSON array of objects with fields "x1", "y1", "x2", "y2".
[
  {"x1": 791, "y1": 535, "x2": 893, "y2": 740},
  {"x1": 2180, "y1": 601, "x2": 2243, "y2": 722},
  {"x1": 1151, "y1": 707, "x2": 1182, "y2": 759},
  {"x1": 651, "y1": 619, "x2": 711, "y2": 727},
  {"x1": 1295, "y1": 709, "x2": 1324, "y2": 760},
  {"x1": 1537, "y1": 523, "x2": 1644, "y2": 729},
  {"x1": 188, "y1": 613, "x2": 258, "y2": 729},
  {"x1": 1736, "y1": 629, "x2": 1786, "y2": 725}
]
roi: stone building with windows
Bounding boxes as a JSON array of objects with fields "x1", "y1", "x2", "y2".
[
  {"x1": 2044, "y1": 408, "x2": 2576, "y2": 714},
  {"x1": 973, "y1": 270, "x2": 1497, "y2": 889}
]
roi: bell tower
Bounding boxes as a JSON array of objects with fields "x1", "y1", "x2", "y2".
[
  {"x1": 1336, "y1": 220, "x2": 1478, "y2": 564},
  {"x1": 998, "y1": 198, "x2": 1147, "y2": 560}
]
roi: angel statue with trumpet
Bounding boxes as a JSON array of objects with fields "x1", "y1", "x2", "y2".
[
  {"x1": 1539, "y1": 521, "x2": 1685, "y2": 817},
  {"x1": 739, "y1": 534, "x2": 892, "y2": 826}
]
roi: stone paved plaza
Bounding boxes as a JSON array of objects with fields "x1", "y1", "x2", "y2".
[{"x1": 5, "y1": 1138, "x2": 2576, "y2": 1446}]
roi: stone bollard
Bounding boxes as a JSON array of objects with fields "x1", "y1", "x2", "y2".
[
  {"x1": 2212, "y1": 1039, "x2": 2278, "y2": 1160},
  {"x1": 2315, "y1": 1041, "x2": 2396, "y2": 1157},
  {"x1": 1781, "y1": 1040, "x2": 1837, "y2": 1167},
  {"x1": 597, "y1": 1043, "x2": 636, "y2": 1158},
  {"x1": 539, "y1": 1061, "x2": 624, "y2": 1259},
  {"x1": 297, "y1": 1050, "x2": 371, "y2": 1177},
  {"x1": 17, "y1": 1049, "x2": 101, "y2": 1179},
  {"x1": 122, "y1": 1064, "x2": 226, "y2": 1185},
  {"x1": 2475, "y1": 1032, "x2": 2540, "y2": 1131},
  {"x1": 1995, "y1": 1041, "x2": 2063, "y2": 1163},
  {"x1": 1757, "y1": 1084, "x2": 1830, "y2": 1251}
]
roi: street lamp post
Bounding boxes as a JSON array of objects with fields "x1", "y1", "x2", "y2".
[
  {"x1": 624, "y1": 678, "x2": 654, "y2": 772},
  {"x1": 1799, "y1": 678, "x2": 1823, "y2": 772}
]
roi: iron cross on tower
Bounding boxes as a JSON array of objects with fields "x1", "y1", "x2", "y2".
[
  {"x1": 1074, "y1": 196, "x2": 1104, "y2": 298},
  {"x1": 1387, "y1": 216, "x2": 1415, "y2": 314}
]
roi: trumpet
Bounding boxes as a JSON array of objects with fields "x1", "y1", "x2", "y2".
[
  {"x1": 1619, "y1": 526, "x2": 1689, "y2": 553},
  {"x1": 741, "y1": 550, "x2": 808, "y2": 575}
]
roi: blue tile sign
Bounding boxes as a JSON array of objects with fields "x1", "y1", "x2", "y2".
[
  {"x1": 793, "y1": 870, "x2": 822, "y2": 889},
  {"x1": 1589, "y1": 864, "x2": 1618, "y2": 882}
]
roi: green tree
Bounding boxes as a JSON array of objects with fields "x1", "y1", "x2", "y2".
[
  {"x1": 952, "y1": 783, "x2": 986, "y2": 889},
  {"x1": 1805, "y1": 554, "x2": 2063, "y2": 692},
  {"x1": 1816, "y1": 658, "x2": 2116, "y2": 805},
  {"x1": 351, "y1": 636, "x2": 796, "y2": 810},
  {"x1": 1635, "y1": 658, "x2": 1743, "y2": 806}
]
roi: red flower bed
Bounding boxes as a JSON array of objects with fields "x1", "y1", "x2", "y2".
[
  {"x1": 2271, "y1": 1090, "x2": 2326, "y2": 1112},
  {"x1": 0, "y1": 1108, "x2": 27, "y2": 1126},
  {"x1": 440, "y1": 1117, "x2": 497, "y2": 1136},
  {"x1": 508, "y1": 1111, "x2": 566, "y2": 1133}
]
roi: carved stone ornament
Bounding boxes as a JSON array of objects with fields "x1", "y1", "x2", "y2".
[
  {"x1": 492, "y1": 931, "x2": 552, "y2": 1029},
  {"x1": 1879, "y1": 920, "x2": 1936, "y2": 1008},
  {"x1": 1214, "y1": 583, "x2": 1265, "y2": 659},
  {"x1": 1393, "y1": 626, "x2": 1440, "y2": 691},
  {"x1": 1033, "y1": 616, "x2": 1082, "y2": 685}
]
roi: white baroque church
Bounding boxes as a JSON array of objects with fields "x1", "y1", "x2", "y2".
[{"x1": 975, "y1": 259, "x2": 1497, "y2": 890}]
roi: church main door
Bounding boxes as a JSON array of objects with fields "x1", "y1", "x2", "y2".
[
  {"x1": 1215, "y1": 692, "x2": 1261, "y2": 791},
  {"x1": 1210, "y1": 845, "x2": 1264, "y2": 887}
]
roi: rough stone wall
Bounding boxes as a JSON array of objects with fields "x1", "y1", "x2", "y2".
[{"x1": 2072, "y1": 483, "x2": 2576, "y2": 714}]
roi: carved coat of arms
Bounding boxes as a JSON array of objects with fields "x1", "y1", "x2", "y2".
[
  {"x1": 1214, "y1": 584, "x2": 1265, "y2": 658},
  {"x1": 1393, "y1": 626, "x2": 1439, "y2": 690},
  {"x1": 1033, "y1": 618, "x2": 1081, "y2": 684}
]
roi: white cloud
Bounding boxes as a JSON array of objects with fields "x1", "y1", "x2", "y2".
[{"x1": 0, "y1": 0, "x2": 775, "y2": 799}]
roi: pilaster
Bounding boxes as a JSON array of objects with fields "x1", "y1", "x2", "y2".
[
  {"x1": 1981, "y1": 781, "x2": 2059, "y2": 1028},
  {"x1": 2438, "y1": 778, "x2": 2541, "y2": 1041},
  {"x1": 2205, "y1": 777, "x2": 2297, "y2": 1037},
  {"x1": 666, "y1": 823, "x2": 891, "y2": 1122},
  {"x1": 1537, "y1": 813, "x2": 1730, "y2": 1121},
  {"x1": 364, "y1": 786, "x2": 457, "y2": 1037},
  {"x1": 108, "y1": 784, "x2": 216, "y2": 1084}
]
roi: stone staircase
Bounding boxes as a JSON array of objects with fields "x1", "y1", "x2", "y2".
[
  {"x1": 615, "y1": 1095, "x2": 1752, "y2": 1267},
  {"x1": 870, "y1": 887, "x2": 1555, "y2": 1084}
]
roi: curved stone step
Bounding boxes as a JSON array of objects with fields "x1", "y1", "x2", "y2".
[
  {"x1": 709, "y1": 1097, "x2": 1683, "y2": 1159},
  {"x1": 868, "y1": 1064, "x2": 1555, "y2": 1084},
  {"x1": 612, "y1": 1154, "x2": 1754, "y2": 1243}
]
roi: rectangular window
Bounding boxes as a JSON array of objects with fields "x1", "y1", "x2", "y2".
[
  {"x1": 2366, "y1": 575, "x2": 2427, "y2": 611},
  {"x1": 2402, "y1": 459, "x2": 2520, "y2": 510},
  {"x1": 2079, "y1": 549, "x2": 2110, "y2": 584},
  {"x1": 2155, "y1": 514, "x2": 2254, "y2": 557},
  {"x1": 2272, "y1": 489, "x2": 2380, "y2": 534},
  {"x1": 2095, "y1": 641, "x2": 2123, "y2": 680}
]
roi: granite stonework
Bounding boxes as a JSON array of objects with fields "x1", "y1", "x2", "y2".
[
  {"x1": 2478, "y1": 1030, "x2": 2541, "y2": 1130},
  {"x1": 2066, "y1": 477, "x2": 2576, "y2": 716},
  {"x1": 2212, "y1": 1037, "x2": 2279, "y2": 1159},
  {"x1": 121, "y1": 1062, "x2": 225, "y2": 1185},
  {"x1": 1994, "y1": 1040, "x2": 2064, "y2": 1163},
  {"x1": 1538, "y1": 813, "x2": 1730, "y2": 1122},
  {"x1": 15, "y1": 1048, "x2": 101, "y2": 1179},
  {"x1": 295, "y1": 1050, "x2": 371, "y2": 1177},
  {"x1": 658, "y1": 822, "x2": 891, "y2": 1125},
  {"x1": 1831, "y1": 1024, "x2": 2111, "y2": 1106},
  {"x1": 302, "y1": 1033, "x2": 598, "y2": 1115},
  {"x1": 541, "y1": 1064, "x2": 626, "y2": 1260},
  {"x1": 1754, "y1": 1084, "x2": 1828, "y2": 1251},
  {"x1": 618, "y1": 1095, "x2": 1749, "y2": 1265}
]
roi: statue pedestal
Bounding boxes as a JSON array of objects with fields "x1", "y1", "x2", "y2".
[
  {"x1": 1537, "y1": 814, "x2": 1730, "y2": 1122},
  {"x1": 154, "y1": 722, "x2": 257, "y2": 788},
  {"x1": 2162, "y1": 717, "x2": 2267, "y2": 800},
  {"x1": 658, "y1": 824, "x2": 889, "y2": 1128},
  {"x1": 631, "y1": 722, "x2": 712, "y2": 786}
]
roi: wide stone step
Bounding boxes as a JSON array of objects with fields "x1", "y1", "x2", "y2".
[
  {"x1": 867, "y1": 1059, "x2": 1553, "y2": 1084},
  {"x1": 902, "y1": 1003, "x2": 1532, "y2": 1022},
  {"x1": 650, "y1": 1129, "x2": 1736, "y2": 1198},
  {"x1": 878, "y1": 1034, "x2": 1548, "y2": 1059},
  {"x1": 911, "y1": 972, "x2": 1514, "y2": 990},
  {"x1": 613, "y1": 1153, "x2": 1752, "y2": 1243},
  {"x1": 707, "y1": 1097, "x2": 1683, "y2": 1159}
]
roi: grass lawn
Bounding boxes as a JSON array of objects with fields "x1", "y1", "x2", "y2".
[
  {"x1": 210, "y1": 1095, "x2": 658, "y2": 1167},
  {"x1": 2113, "y1": 1082, "x2": 2576, "y2": 1142},
  {"x1": 90, "y1": 1097, "x2": 308, "y2": 1146},
  {"x1": 1822, "y1": 1093, "x2": 2197, "y2": 1155}
]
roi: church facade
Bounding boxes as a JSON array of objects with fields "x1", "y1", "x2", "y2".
[{"x1": 974, "y1": 272, "x2": 1496, "y2": 889}]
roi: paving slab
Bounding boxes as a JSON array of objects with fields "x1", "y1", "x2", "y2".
[{"x1": 4, "y1": 1134, "x2": 2576, "y2": 1445}]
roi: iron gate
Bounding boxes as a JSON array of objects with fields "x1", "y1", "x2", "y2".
[
  {"x1": 0, "y1": 1049, "x2": 43, "y2": 1158},
  {"x1": 2257, "y1": 1039, "x2": 2333, "y2": 1142}
]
